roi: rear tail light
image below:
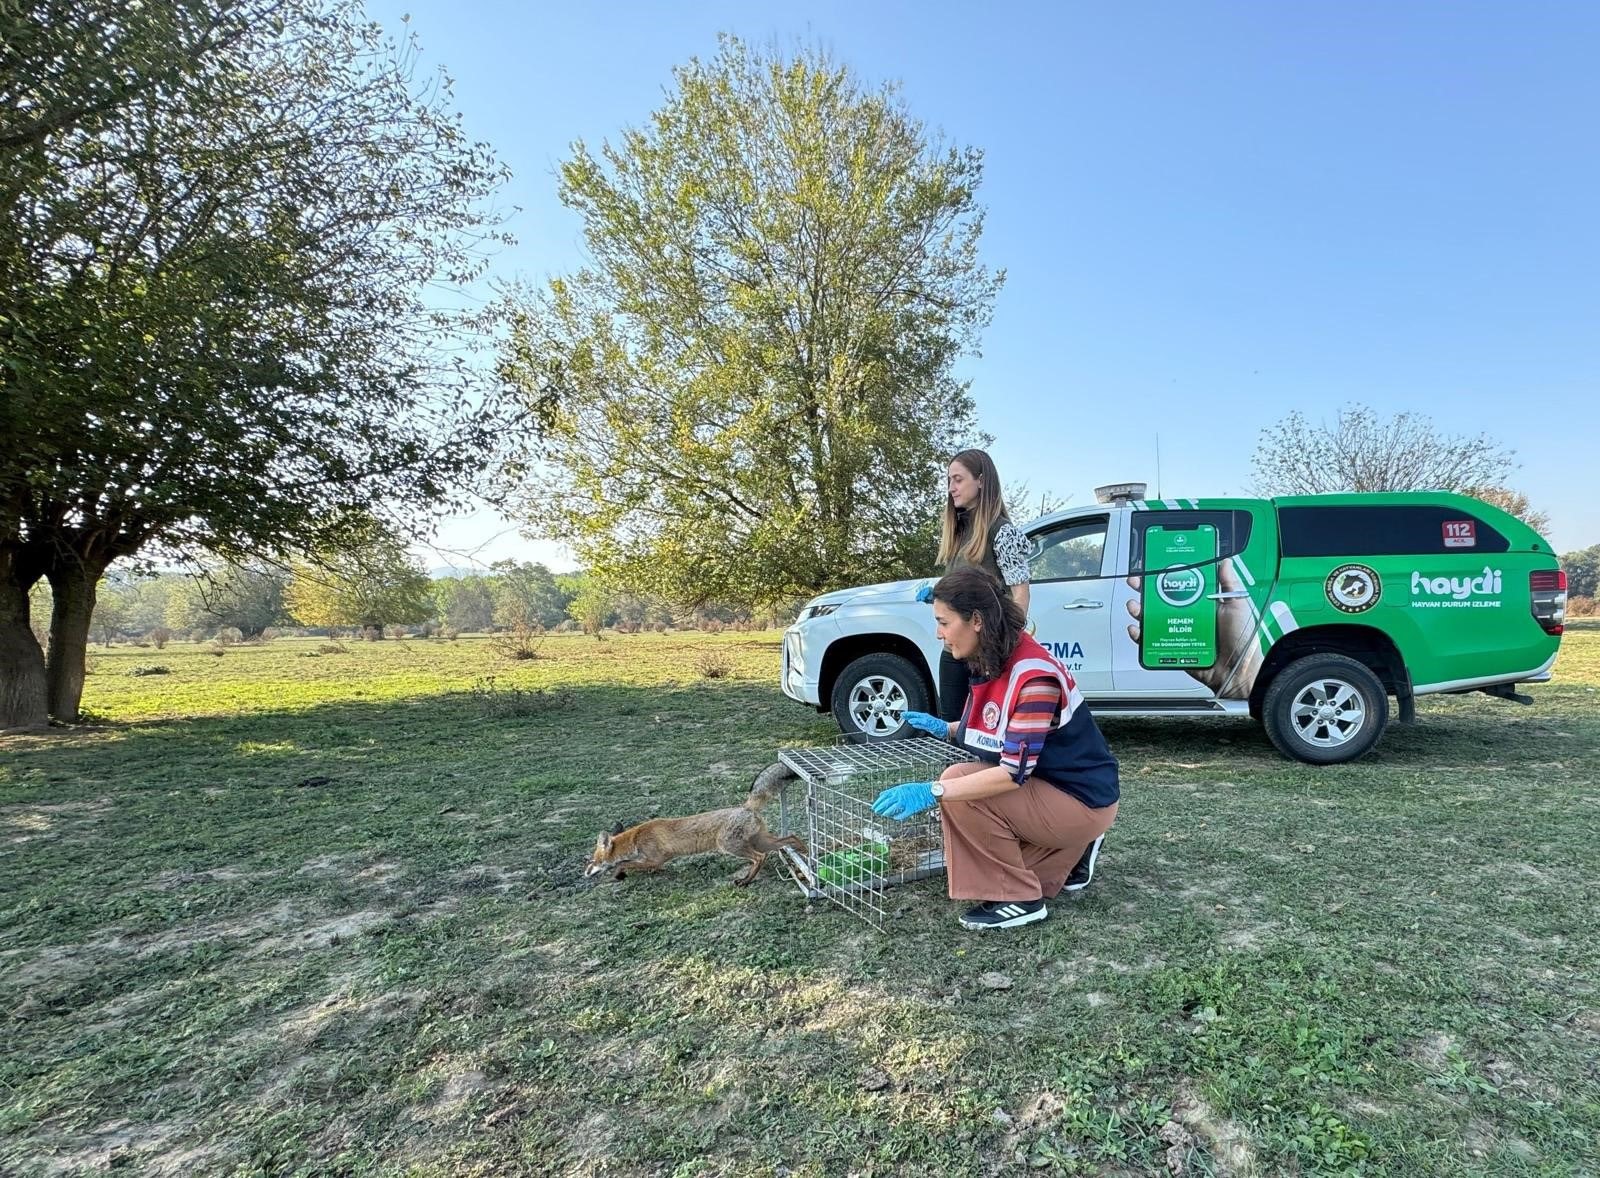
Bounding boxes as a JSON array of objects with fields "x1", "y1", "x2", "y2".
[{"x1": 1530, "y1": 570, "x2": 1567, "y2": 636}]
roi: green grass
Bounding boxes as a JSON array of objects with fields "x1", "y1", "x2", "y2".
[{"x1": 3, "y1": 626, "x2": 1598, "y2": 1176}]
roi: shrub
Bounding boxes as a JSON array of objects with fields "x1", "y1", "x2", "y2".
[
  {"x1": 151, "y1": 627, "x2": 171, "y2": 649},
  {"x1": 207, "y1": 641, "x2": 226, "y2": 657},
  {"x1": 129, "y1": 664, "x2": 170, "y2": 677},
  {"x1": 467, "y1": 676, "x2": 574, "y2": 719},
  {"x1": 696, "y1": 651, "x2": 734, "y2": 680},
  {"x1": 1568, "y1": 595, "x2": 1596, "y2": 618},
  {"x1": 491, "y1": 621, "x2": 547, "y2": 661},
  {"x1": 216, "y1": 626, "x2": 244, "y2": 646},
  {"x1": 699, "y1": 618, "x2": 724, "y2": 634},
  {"x1": 362, "y1": 626, "x2": 382, "y2": 642},
  {"x1": 385, "y1": 624, "x2": 408, "y2": 640},
  {"x1": 653, "y1": 621, "x2": 668, "y2": 633},
  {"x1": 317, "y1": 641, "x2": 349, "y2": 655},
  {"x1": 442, "y1": 626, "x2": 461, "y2": 640}
]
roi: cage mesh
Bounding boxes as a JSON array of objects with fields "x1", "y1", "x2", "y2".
[{"x1": 773, "y1": 737, "x2": 966, "y2": 929}]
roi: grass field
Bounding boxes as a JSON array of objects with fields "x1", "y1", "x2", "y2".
[{"x1": 3, "y1": 625, "x2": 1598, "y2": 1176}]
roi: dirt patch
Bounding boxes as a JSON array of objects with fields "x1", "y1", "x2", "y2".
[
  {"x1": 410, "y1": 1064, "x2": 494, "y2": 1123},
  {"x1": 563, "y1": 1111, "x2": 617, "y2": 1166},
  {"x1": 149, "y1": 865, "x2": 277, "y2": 890},
  {"x1": 250, "y1": 909, "x2": 390, "y2": 955},
  {"x1": 988, "y1": 1091, "x2": 1068, "y2": 1172},
  {"x1": 2, "y1": 899, "x2": 432, "y2": 986},
  {"x1": 0, "y1": 798, "x2": 112, "y2": 840},
  {"x1": 1220, "y1": 924, "x2": 1277, "y2": 951},
  {"x1": 296, "y1": 853, "x2": 356, "y2": 876},
  {"x1": 1173, "y1": 1081, "x2": 1259, "y2": 1176},
  {"x1": 27, "y1": 1118, "x2": 217, "y2": 1177},
  {"x1": 447, "y1": 864, "x2": 527, "y2": 894},
  {"x1": 1411, "y1": 1030, "x2": 1458, "y2": 1070}
]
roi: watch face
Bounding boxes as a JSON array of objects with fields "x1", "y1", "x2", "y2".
[{"x1": 931, "y1": 783, "x2": 945, "y2": 797}]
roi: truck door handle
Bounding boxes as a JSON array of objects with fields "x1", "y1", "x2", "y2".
[
  {"x1": 1062, "y1": 600, "x2": 1104, "y2": 610},
  {"x1": 1208, "y1": 591, "x2": 1252, "y2": 601}
]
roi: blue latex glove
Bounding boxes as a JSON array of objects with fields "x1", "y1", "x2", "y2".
[
  {"x1": 872, "y1": 781, "x2": 938, "y2": 821},
  {"x1": 899, "y1": 710, "x2": 948, "y2": 738},
  {"x1": 914, "y1": 581, "x2": 935, "y2": 604}
]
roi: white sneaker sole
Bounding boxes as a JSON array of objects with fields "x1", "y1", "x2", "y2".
[{"x1": 959, "y1": 904, "x2": 1048, "y2": 930}]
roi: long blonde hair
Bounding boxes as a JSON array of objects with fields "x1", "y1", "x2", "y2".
[{"x1": 937, "y1": 449, "x2": 1009, "y2": 568}]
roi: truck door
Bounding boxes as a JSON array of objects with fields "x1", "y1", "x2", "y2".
[{"x1": 1025, "y1": 511, "x2": 1118, "y2": 694}]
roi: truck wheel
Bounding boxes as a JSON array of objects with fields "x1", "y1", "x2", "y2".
[
  {"x1": 830, "y1": 653, "x2": 931, "y2": 741},
  {"x1": 1261, "y1": 654, "x2": 1389, "y2": 765}
]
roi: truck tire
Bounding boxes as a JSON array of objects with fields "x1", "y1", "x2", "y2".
[
  {"x1": 1261, "y1": 653, "x2": 1389, "y2": 765},
  {"x1": 830, "y1": 653, "x2": 931, "y2": 741}
]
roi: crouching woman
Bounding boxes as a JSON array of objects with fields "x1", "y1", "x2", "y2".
[{"x1": 872, "y1": 567, "x2": 1119, "y2": 930}]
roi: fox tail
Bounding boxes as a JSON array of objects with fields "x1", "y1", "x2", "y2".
[{"x1": 744, "y1": 760, "x2": 797, "y2": 810}]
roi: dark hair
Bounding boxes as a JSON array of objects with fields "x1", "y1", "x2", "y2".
[{"x1": 932, "y1": 567, "x2": 1026, "y2": 680}]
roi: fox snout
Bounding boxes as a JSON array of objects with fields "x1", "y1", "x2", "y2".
[{"x1": 584, "y1": 822, "x2": 628, "y2": 879}]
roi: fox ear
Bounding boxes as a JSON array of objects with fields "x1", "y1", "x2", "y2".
[
  {"x1": 599, "y1": 832, "x2": 614, "y2": 852},
  {"x1": 610, "y1": 820, "x2": 626, "y2": 836}
]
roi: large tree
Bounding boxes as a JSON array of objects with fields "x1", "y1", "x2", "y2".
[
  {"x1": 0, "y1": 0, "x2": 515, "y2": 726},
  {"x1": 1251, "y1": 407, "x2": 1520, "y2": 497},
  {"x1": 285, "y1": 532, "x2": 432, "y2": 635},
  {"x1": 165, "y1": 562, "x2": 289, "y2": 637},
  {"x1": 1562, "y1": 544, "x2": 1600, "y2": 600},
  {"x1": 1459, "y1": 486, "x2": 1552, "y2": 536},
  {"x1": 490, "y1": 560, "x2": 572, "y2": 630},
  {"x1": 434, "y1": 574, "x2": 496, "y2": 633},
  {"x1": 498, "y1": 36, "x2": 1002, "y2": 608}
]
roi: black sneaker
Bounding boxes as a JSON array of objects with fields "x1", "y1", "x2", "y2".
[
  {"x1": 958, "y1": 899, "x2": 1048, "y2": 930},
  {"x1": 1062, "y1": 836, "x2": 1104, "y2": 893}
]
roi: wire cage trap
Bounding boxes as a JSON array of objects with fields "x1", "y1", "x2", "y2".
[{"x1": 772, "y1": 736, "x2": 967, "y2": 929}]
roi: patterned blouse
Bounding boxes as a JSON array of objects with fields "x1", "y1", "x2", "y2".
[{"x1": 992, "y1": 521, "x2": 1032, "y2": 587}]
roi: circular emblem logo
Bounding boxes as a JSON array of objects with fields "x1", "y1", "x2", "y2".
[
  {"x1": 1326, "y1": 564, "x2": 1382, "y2": 613},
  {"x1": 1155, "y1": 566, "x2": 1206, "y2": 608},
  {"x1": 982, "y1": 701, "x2": 1002, "y2": 729}
]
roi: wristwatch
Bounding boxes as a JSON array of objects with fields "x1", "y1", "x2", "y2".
[{"x1": 930, "y1": 782, "x2": 946, "y2": 799}]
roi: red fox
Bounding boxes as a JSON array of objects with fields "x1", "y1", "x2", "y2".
[{"x1": 584, "y1": 762, "x2": 806, "y2": 886}]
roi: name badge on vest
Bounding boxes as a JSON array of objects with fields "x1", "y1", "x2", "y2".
[{"x1": 964, "y1": 731, "x2": 1003, "y2": 754}]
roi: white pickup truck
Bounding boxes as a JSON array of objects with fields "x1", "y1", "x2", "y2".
[{"x1": 782, "y1": 498, "x2": 1145, "y2": 738}]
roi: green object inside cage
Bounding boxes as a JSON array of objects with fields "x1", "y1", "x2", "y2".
[{"x1": 814, "y1": 841, "x2": 889, "y2": 885}]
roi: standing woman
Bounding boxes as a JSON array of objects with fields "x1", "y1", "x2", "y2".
[
  {"x1": 929, "y1": 449, "x2": 1033, "y2": 722},
  {"x1": 875, "y1": 568, "x2": 1119, "y2": 930}
]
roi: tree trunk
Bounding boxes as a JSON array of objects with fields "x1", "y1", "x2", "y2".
[
  {"x1": 46, "y1": 560, "x2": 107, "y2": 723},
  {"x1": 0, "y1": 552, "x2": 48, "y2": 730}
]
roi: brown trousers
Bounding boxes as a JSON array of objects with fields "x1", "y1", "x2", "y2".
[{"x1": 939, "y1": 769, "x2": 1117, "y2": 902}]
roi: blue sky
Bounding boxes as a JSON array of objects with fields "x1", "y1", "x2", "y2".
[{"x1": 370, "y1": 0, "x2": 1600, "y2": 568}]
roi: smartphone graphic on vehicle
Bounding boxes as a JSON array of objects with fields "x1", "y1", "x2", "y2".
[{"x1": 1140, "y1": 525, "x2": 1219, "y2": 670}]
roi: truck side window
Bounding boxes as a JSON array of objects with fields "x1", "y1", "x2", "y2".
[
  {"x1": 1129, "y1": 511, "x2": 1254, "y2": 574},
  {"x1": 1028, "y1": 517, "x2": 1109, "y2": 582},
  {"x1": 1279, "y1": 506, "x2": 1510, "y2": 556}
]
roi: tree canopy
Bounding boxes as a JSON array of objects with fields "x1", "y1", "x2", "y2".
[
  {"x1": 1251, "y1": 407, "x2": 1519, "y2": 497},
  {"x1": 286, "y1": 531, "x2": 432, "y2": 634},
  {"x1": 498, "y1": 36, "x2": 1001, "y2": 608},
  {"x1": 1, "y1": 0, "x2": 515, "y2": 724}
]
